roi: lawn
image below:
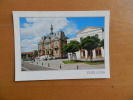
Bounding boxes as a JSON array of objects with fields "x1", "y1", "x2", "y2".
[
  {"x1": 62, "y1": 60, "x2": 104, "y2": 65},
  {"x1": 62, "y1": 60, "x2": 84, "y2": 64},
  {"x1": 84, "y1": 61, "x2": 104, "y2": 65}
]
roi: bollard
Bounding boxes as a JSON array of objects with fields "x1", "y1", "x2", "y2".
[
  {"x1": 77, "y1": 65, "x2": 79, "y2": 69},
  {"x1": 60, "y1": 64, "x2": 61, "y2": 69},
  {"x1": 48, "y1": 63, "x2": 50, "y2": 67},
  {"x1": 42, "y1": 62, "x2": 43, "y2": 65},
  {"x1": 37, "y1": 62, "x2": 38, "y2": 64}
]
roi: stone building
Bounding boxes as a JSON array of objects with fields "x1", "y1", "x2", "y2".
[
  {"x1": 38, "y1": 25, "x2": 68, "y2": 59},
  {"x1": 67, "y1": 26, "x2": 104, "y2": 60}
]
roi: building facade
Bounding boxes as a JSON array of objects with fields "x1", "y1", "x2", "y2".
[
  {"x1": 67, "y1": 26, "x2": 104, "y2": 60},
  {"x1": 38, "y1": 25, "x2": 67, "y2": 59},
  {"x1": 21, "y1": 50, "x2": 38, "y2": 60}
]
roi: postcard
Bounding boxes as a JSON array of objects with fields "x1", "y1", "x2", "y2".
[{"x1": 13, "y1": 11, "x2": 110, "y2": 81}]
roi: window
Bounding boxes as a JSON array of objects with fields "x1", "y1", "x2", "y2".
[
  {"x1": 96, "y1": 50, "x2": 98, "y2": 56},
  {"x1": 83, "y1": 51, "x2": 85, "y2": 56},
  {"x1": 95, "y1": 49, "x2": 101, "y2": 56},
  {"x1": 99, "y1": 49, "x2": 101, "y2": 55}
]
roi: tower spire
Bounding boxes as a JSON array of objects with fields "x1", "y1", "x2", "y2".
[{"x1": 50, "y1": 24, "x2": 53, "y2": 35}]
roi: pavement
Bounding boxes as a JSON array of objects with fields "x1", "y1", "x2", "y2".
[
  {"x1": 21, "y1": 59, "x2": 105, "y2": 71},
  {"x1": 22, "y1": 61, "x2": 57, "y2": 71}
]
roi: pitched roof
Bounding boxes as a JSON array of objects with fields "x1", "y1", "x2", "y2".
[{"x1": 76, "y1": 26, "x2": 102, "y2": 35}]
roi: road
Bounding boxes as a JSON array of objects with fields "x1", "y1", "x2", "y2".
[
  {"x1": 22, "y1": 59, "x2": 104, "y2": 71},
  {"x1": 22, "y1": 61, "x2": 57, "y2": 71}
]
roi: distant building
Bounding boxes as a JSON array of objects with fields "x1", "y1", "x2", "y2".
[
  {"x1": 67, "y1": 26, "x2": 104, "y2": 60},
  {"x1": 21, "y1": 52, "x2": 33, "y2": 61},
  {"x1": 32, "y1": 50, "x2": 38, "y2": 56},
  {"x1": 38, "y1": 25, "x2": 68, "y2": 59},
  {"x1": 21, "y1": 50, "x2": 38, "y2": 60}
]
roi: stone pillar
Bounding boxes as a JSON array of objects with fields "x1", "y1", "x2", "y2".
[
  {"x1": 76, "y1": 51, "x2": 80, "y2": 60},
  {"x1": 68, "y1": 53, "x2": 72, "y2": 61},
  {"x1": 93, "y1": 49, "x2": 96, "y2": 58},
  {"x1": 101, "y1": 47, "x2": 104, "y2": 57},
  {"x1": 85, "y1": 50, "x2": 88, "y2": 59}
]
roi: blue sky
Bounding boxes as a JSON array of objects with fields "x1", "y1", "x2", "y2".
[
  {"x1": 20, "y1": 17, "x2": 104, "y2": 52},
  {"x1": 66, "y1": 17, "x2": 104, "y2": 30}
]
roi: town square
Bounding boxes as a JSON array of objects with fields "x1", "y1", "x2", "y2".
[{"x1": 20, "y1": 17, "x2": 105, "y2": 71}]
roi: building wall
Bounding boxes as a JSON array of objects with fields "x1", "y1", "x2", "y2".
[
  {"x1": 38, "y1": 31, "x2": 67, "y2": 58},
  {"x1": 67, "y1": 27, "x2": 104, "y2": 60}
]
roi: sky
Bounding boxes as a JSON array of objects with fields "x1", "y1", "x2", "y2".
[{"x1": 20, "y1": 17, "x2": 104, "y2": 52}]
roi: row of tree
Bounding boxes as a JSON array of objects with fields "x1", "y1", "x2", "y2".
[{"x1": 62, "y1": 35, "x2": 104, "y2": 62}]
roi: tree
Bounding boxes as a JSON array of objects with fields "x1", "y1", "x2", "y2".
[
  {"x1": 34, "y1": 50, "x2": 38, "y2": 57},
  {"x1": 63, "y1": 40, "x2": 81, "y2": 60},
  {"x1": 100, "y1": 39, "x2": 104, "y2": 49},
  {"x1": 81, "y1": 36, "x2": 100, "y2": 62}
]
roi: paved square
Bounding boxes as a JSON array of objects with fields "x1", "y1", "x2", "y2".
[{"x1": 22, "y1": 59, "x2": 104, "y2": 71}]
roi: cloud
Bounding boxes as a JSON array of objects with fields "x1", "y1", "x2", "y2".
[
  {"x1": 20, "y1": 17, "x2": 69, "y2": 38},
  {"x1": 20, "y1": 17, "x2": 79, "y2": 52},
  {"x1": 63, "y1": 22, "x2": 79, "y2": 35},
  {"x1": 21, "y1": 36, "x2": 41, "y2": 52},
  {"x1": 23, "y1": 23, "x2": 32, "y2": 28}
]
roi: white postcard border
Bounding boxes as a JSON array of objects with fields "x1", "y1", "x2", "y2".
[{"x1": 13, "y1": 11, "x2": 110, "y2": 81}]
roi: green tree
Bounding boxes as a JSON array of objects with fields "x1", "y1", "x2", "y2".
[
  {"x1": 100, "y1": 39, "x2": 104, "y2": 49},
  {"x1": 81, "y1": 36, "x2": 100, "y2": 62},
  {"x1": 34, "y1": 50, "x2": 38, "y2": 57},
  {"x1": 63, "y1": 40, "x2": 81, "y2": 60}
]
